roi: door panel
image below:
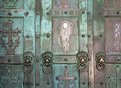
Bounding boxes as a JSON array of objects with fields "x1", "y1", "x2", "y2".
[
  {"x1": 0, "y1": 18, "x2": 23, "y2": 56},
  {"x1": 94, "y1": 0, "x2": 121, "y2": 88},
  {"x1": 2, "y1": 0, "x2": 121, "y2": 88},
  {"x1": 41, "y1": 0, "x2": 89, "y2": 88},
  {"x1": 53, "y1": 64, "x2": 79, "y2": 88},
  {"x1": 0, "y1": 0, "x2": 35, "y2": 88},
  {"x1": 52, "y1": 18, "x2": 79, "y2": 55},
  {"x1": 0, "y1": 65, "x2": 23, "y2": 88}
]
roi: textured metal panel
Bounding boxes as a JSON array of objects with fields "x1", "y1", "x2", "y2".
[
  {"x1": 105, "y1": 18, "x2": 121, "y2": 54},
  {"x1": 94, "y1": 0, "x2": 105, "y2": 88},
  {"x1": 0, "y1": 0, "x2": 24, "y2": 9},
  {"x1": 52, "y1": 18, "x2": 78, "y2": 55},
  {"x1": 0, "y1": 65, "x2": 23, "y2": 88},
  {"x1": 0, "y1": 0, "x2": 35, "y2": 88},
  {"x1": 1, "y1": 0, "x2": 117, "y2": 88},
  {"x1": 0, "y1": 18, "x2": 23, "y2": 56},
  {"x1": 94, "y1": 0, "x2": 121, "y2": 88},
  {"x1": 53, "y1": 64, "x2": 79, "y2": 88},
  {"x1": 40, "y1": 0, "x2": 89, "y2": 88}
]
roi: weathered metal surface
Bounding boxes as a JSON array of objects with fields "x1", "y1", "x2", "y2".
[
  {"x1": 0, "y1": 20, "x2": 21, "y2": 55},
  {"x1": 0, "y1": 0, "x2": 35, "y2": 88},
  {"x1": 0, "y1": 65, "x2": 23, "y2": 88},
  {"x1": 40, "y1": 0, "x2": 89, "y2": 88},
  {"x1": 2, "y1": 0, "x2": 121, "y2": 88},
  {"x1": 94, "y1": 0, "x2": 121, "y2": 88}
]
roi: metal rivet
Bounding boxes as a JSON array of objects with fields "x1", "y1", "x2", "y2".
[
  {"x1": 36, "y1": 34, "x2": 40, "y2": 39},
  {"x1": 100, "y1": 82, "x2": 103, "y2": 85},
  {"x1": 116, "y1": 11, "x2": 119, "y2": 15},
  {"x1": 88, "y1": 82, "x2": 91, "y2": 86},
  {"x1": 46, "y1": 33, "x2": 50, "y2": 38},
  {"x1": 99, "y1": 34, "x2": 103, "y2": 37},
  {"x1": 36, "y1": 59, "x2": 39, "y2": 62},
  {"x1": 36, "y1": 12, "x2": 39, "y2": 15},
  {"x1": 117, "y1": 59, "x2": 120, "y2": 61},
  {"x1": 8, "y1": 59, "x2": 11, "y2": 62},
  {"x1": 82, "y1": 10, "x2": 85, "y2": 14},
  {"x1": 8, "y1": 12, "x2": 12, "y2": 16},
  {"x1": 26, "y1": 35, "x2": 29, "y2": 38},
  {"x1": 108, "y1": 76, "x2": 110, "y2": 79},
  {"x1": 47, "y1": 12, "x2": 50, "y2": 15},
  {"x1": 26, "y1": 82, "x2": 29, "y2": 85},
  {"x1": 64, "y1": 58, "x2": 68, "y2": 61},
  {"x1": 36, "y1": 83, "x2": 39, "y2": 86},
  {"x1": 82, "y1": 82, "x2": 85, "y2": 85},
  {"x1": 56, "y1": 77, "x2": 58, "y2": 80},
  {"x1": 81, "y1": 34, "x2": 85, "y2": 37},
  {"x1": 88, "y1": 34, "x2": 91, "y2": 38},
  {"x1": 24, "y1": 12, "x2": 29, "y2": 16},
  {"x1": 88, "y1": 58, "x2": 91, "y2": 61},
  {"x1": 64, "y1": 11, "x2": 68, "y2": 14},
  {"x1": 47, "y1": 82, "x2": 50, "y2": 85}
]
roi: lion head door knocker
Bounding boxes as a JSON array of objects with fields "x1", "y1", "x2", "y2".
[
  {"x1": 76, "y1": 51, "x2": 88, "y2": 71},
  {"x1": 42, "y1": 51, "x2": 53, "y2": 74},
  {"x1": 95, "y1": 52, "x2": 105, "y2": 71},
  {"x1": 23, "y1": 51, "x2": 34, "y2": 74},
  {"x1": 59, "y1": 20, "x2": 73, "y2": 52},
  {"x1": 0, "y1": 20, "x2": 21, "y2": 55}
]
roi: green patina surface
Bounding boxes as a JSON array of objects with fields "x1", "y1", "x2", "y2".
[{"x1": 0, "y1": 0, "x2": 121, "y2": 88}]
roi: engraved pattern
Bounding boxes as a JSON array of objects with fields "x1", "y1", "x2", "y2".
[
  {"x1": 0, "y1": 65, "x2": 23, "y2": 88},
  {"x1": 114, "y1": 22, "x2": 121, "y2": 51},
  {"x1": 57, "y1": 66, "x2": 76, "y2": 88},
  {"x1": 105, "y1": 0, "x2": 121, "y2": 8},
  {"x1": 0, "y1": 0, "x2": 23, "y2": 8},
  {"x1": 105, "y1": 18, "x2": 121, "y2": 53},
  {"x1": 0, "y1": 20, "x2": 21, "y2": 55},
  {"x1": 60, "y1": 21, "x2": 73, "y2": 52},
  {"x1": 53, "y1": 19, "x2": 78, "y2": 54},
  {"x1": 2, "y1": 0, "x2": 19, "y2": 4}
]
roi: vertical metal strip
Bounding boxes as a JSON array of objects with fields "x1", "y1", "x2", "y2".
[
  {"x1": 40, "y1": 0, "x2": 53, "y2": 88},
  {"x1": 93, "y1": 0, "x2": 105, "y2": 88},
  {"x1": 87, "y1": 0, "x2": 94, "y2": 88},
  {"x1": 35, "y1": 0, "x2": 41, "y2": 87},
  {"x1": 24, "y1": 0, "x2": 35, "y2": 88},
  {"x1": 41, "y1": 0, "x2": 52, "y2": 52},
  {"x1": 79, "y1": 0, "x2": 88, "y2": 88}
]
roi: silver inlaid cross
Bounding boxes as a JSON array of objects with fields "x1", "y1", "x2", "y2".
[{"x1": 57, "y1": 66, "x2": 76, "y2": 88}]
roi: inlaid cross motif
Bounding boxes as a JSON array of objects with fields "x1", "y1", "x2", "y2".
[
  {"x1": 0, "y1": 20, "x2": 21, "y2": 55},
  {"x1": 57, "y1": 66, "x2": 76, "y2": 88}
]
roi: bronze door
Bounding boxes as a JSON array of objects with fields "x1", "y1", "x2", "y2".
[
  {"x1": 40, "y1": 0, "x2": 89, "y2": 88},
  {"x1": 94, "y1": 0, "x2": 121, "y2": 88},
  {"x1": 1, "y1": 0, "x2": 121, "y2": 88}
]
